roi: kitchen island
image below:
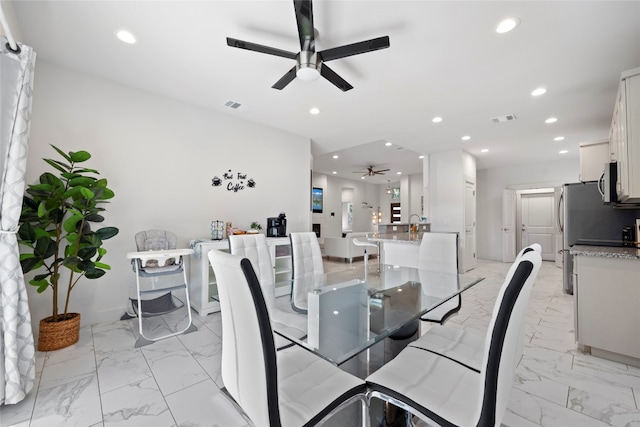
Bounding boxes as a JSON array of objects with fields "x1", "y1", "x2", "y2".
[
  {"x1": 570, "y1": 245, "x2": 640, "y2": 367},
  {"x1": 369, "y1": 228, "x2": 432, "y2": 268}
]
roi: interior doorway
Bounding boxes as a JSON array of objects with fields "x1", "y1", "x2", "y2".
[
  {"x1": 502, "y1": 188, "x2": 557, "y2": 262},
  {"x1": 517, "y1": 189, "x2": 556, "y2": 261}
]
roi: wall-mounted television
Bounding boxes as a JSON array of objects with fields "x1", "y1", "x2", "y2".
[{"x1": 312, "y1": 187, "x2": 323, "y2": 213}]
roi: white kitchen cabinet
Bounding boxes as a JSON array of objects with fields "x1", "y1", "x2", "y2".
[
  {"x1": 579, "y1": 140, "x2": 609, "y2": 182},
  {"x1": 188, "y1": 237, "x2": 292, "y2": 317},
  {"x1": 611, "y1": 67, "x2": 640, "y2": 203},
  {"x1": 574, "y1": 254, "x2": 640, "y2": 365}
]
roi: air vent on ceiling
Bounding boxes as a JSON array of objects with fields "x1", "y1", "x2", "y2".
[
  {"x1": 491, "y1": 114, "x2": 517, "y2": 123},
  {"x1": 225, "y1": 100, "x2": 243, "y2": 109}
]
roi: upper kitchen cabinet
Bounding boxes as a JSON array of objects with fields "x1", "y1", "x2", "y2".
[{"x1": 611, "y1": 67, "x2": 640, "y2": 203}]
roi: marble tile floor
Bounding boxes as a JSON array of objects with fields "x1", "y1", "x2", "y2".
[{"x1": 2, "y1": 257, "x2": 639, "y2": 427}]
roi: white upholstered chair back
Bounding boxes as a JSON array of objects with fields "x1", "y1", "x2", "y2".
[
  {"x1": 417, "y1": 232, "x2": 458, "y2": 273},
  {"x1": 418, "y1": 232, "x2": 459, "y2": 323},
  {"x1": 475, "y1": 250, "x2": 541, "y2": 425},
  {"x1": 208, "y1": 249, "x2": 280, "y2": 427},
  {"x1": 289, "y1": 232, "x2": 324, "y2": 278},
  {"x1": 289, "y1": 232, "x2": 324, "y2": 312},
  {"x1": 229, "y1": 234, "x2": 276, "y2": 309}
]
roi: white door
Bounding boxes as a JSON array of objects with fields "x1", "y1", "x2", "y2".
[
  {"x1": 502, "y1": 189, "x2": 517, "y2": 262},
  {"x1": 464, "y1": 180, "x2": 476, "y2": 271},
  {"x1": 521, "y1": 192, "x2": 555, "y2": 261}
]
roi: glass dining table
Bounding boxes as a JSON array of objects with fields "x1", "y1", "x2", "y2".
[{"x1": 273, "y1": 264, "x2": 484, "y2": 366}]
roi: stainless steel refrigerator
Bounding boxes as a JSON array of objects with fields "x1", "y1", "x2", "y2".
[{"x1": 560, "y1": 181, "x2": 640, "y2": 294}]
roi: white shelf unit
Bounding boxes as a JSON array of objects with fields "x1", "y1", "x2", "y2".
[{"x1": 189, "y1": 237, "x2": 292, "y2": 317}]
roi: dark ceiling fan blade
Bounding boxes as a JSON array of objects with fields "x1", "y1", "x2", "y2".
[
  {"x1": 320, "y1": 64, "x2": 353, "y2": 92},
  {"x1": 272, "y1": 66, "x2": 298, "y2": 90},
  {"x1": 319, "y1": 36, "x2": 390, "y2": 62},
  {"x1": 226, "y1": 37, "x2": 297, "y2": 60},
  {"x1": 294, "y1": 0, "x2": 315, "y2": 51},
  {"x1": 373, "y1": 169, "x2": 390, "y2": 174}
]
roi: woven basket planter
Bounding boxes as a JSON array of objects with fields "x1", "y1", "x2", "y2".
[{"x1": 38, "y1": 313, "x2": 81, "y2": 351}]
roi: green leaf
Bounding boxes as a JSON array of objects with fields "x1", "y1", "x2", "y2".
[
  {"x1": 43, "y1": 158, "x2": 69, "y2": 174},
  {"x1": 85, "y1": 213, "x2": 104, "y2": 222},
  {"x1": 95, "y1": 227, "x2": 119, "y2": 240},
  {"x1": 34, "y1": 236, "x2": 56, "y2": 259},
  {"x1": 94, "y1": 262, "x2": 111, "y2": 270},
  {"x1": 69, "y1": 177, "x2": 95, "y2": 187},
  {"x1": 63, "y1": 256, "x2": 80, "y2": 269},
  {"x1": 18, "y1": 222, "x2": 37, "y2": 243},
  {"x1": 80, "y1": 187, "x2": 95, "y2": 199},
  {"x1": 85, "y1": 268, "x2": 106, "y2": 279},
  {"x1": 74, "y1": 168, "x2": 99, "y2": 175},
  {"x1": 77, "y1": 259, "x2": 95, "y2": 272},
  {"x1": 51, "y1": 144, "x2": 72, "y2": 162},
  {"x1": 70, "y1": 151, "x2": 91, "y2": 162},
  {"x1": 20, "y1": 257, "x2": 42, "y2": 273},
  {"x1": 63, "y1": 214, "x2": 82, "y2": 233},
  {"x1": 99, "y1": 188, "x2": 115, "y2": 200},
  {"x1": 78, "y1": 246, "x2": 97, "y2": 260}
]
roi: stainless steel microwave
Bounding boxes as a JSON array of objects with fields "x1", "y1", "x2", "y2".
[{"x1": 599, "y1": 162, "x2": 618, "y2": 204}]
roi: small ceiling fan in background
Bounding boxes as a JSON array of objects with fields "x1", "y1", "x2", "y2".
[
  {"x1": 226, "y1": 0, "x2": 390, "y2": 91},
  {"x1": 353, "y1": 166, "x2": 391, "y2": 177}
]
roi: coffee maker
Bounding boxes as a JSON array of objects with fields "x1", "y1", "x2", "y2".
[{"x1": 267, "y1": 213, "x2": 287, "y2": 237}]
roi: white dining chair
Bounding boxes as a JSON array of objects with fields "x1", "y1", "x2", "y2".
[
  {"x1": 366, "y1": 250, "x2": 542, "y2": 427},
  {"x1": 208, "y1": 249, "x2": 368, "y2": 427},
  {"x1": 228, "y1": 234, "x2": 307, "y2": 348},
  {"x1": 418, "y1": 232, "x2": 461, "y2": 324},
  {"x1": 289, "y1": 232, "x2": 324, "y2": 313}
]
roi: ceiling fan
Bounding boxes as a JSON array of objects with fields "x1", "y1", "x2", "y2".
[
  {"x1": 353, "y1": 166, "x2": 391, "y2": 177},
  {"x1": 226, "y1": 0, "x2": 390, "y2": 91}
]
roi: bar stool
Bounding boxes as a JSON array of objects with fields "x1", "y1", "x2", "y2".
[{"x1": 352, "y1": 237, "x2": 379, "y2": 281}]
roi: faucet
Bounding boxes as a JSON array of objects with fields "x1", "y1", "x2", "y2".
[{"x1": 409, "y1": 214, "x2": 422, "y2": 233}]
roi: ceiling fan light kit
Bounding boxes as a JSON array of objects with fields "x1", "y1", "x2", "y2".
[{"x1": 226, "y1": 0, "x2": 390, "y2": 91}]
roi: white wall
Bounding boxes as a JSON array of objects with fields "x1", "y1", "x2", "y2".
[
  {"x1": 312, "y1": 172, "x2": 379, "y2": 238},
  {"x1": 476, "y1": 157, "x2": 579, "y2": 261},
  {"x1": 24, "y1": 61, "x2": 311, "y2": 331}
]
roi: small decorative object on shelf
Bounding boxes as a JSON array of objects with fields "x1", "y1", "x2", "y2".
[
  {"x1": 211, "y1": 220, "x2": 224, "y2": 240},
  {"x1": 250, "y1": 221, "x2": 262, "y2": 231}
]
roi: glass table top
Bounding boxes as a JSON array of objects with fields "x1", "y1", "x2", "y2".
[{"x1": 276, "y1": 264, "x2": 484, "y2": 365}]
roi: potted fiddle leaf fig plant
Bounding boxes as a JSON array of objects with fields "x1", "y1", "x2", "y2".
[{"x1": 18, "y1": 145, "x2": 119, "y2": 351}]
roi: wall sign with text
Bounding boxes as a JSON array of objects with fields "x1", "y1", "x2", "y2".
[{"x1": 212, "y1": 169, "x2": 256, "y2": 192}]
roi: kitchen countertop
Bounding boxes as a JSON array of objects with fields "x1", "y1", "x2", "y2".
[
  {"x1": 368, "y1": 232, "x2": 425, "y2": 244},
  {"x1": 570, "y1": 245, "x2": 640, "y2": 260}
]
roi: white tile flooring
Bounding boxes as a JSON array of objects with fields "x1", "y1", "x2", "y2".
[{"x1": 2, "y1": 258, "x2": 639, "y2": 427}]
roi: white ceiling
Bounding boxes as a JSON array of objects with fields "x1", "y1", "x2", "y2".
[{"x1": 8, "y1": 1, "x2": 640, "y2": 184}]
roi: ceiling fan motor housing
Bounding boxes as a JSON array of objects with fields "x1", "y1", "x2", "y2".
[{"x1": 296, "y1": 51, "x2": 321, "y2": 80}]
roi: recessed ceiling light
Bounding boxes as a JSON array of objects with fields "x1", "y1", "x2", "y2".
[
  {"x1": 332, "y1": 171, "x2": 337, "y2": 174},
  {"x1": 432, "y1": 116, "x2": 443, "y2": 123},
  {"x1": 554, "y1": 136, "x2": 565, "y2": 141},
  {"x1": 461, "y1": 135, "x2": 471, "y2": 141},
  {"x1": 116, "y1": 30, "x2": 136, "y2": 44},
  {"x1": 481, "y1": 149, "x2": 489, "y2": 153},
  {"x1": 361, "y1": 176, "x2": 365, "y2": 180},
  {"x1": 418, "y1": 155, "x2": 424, "y2": 159},
  {"x1": 385, "y1": 142, "x2": 392, "y2": 146},
  {"x1": 559, "y1": 150, "x2": 568, "y2": 154},
  {"x1": 309, "y1": 107, "x2": 320, "y2": 115},
  {"x1": 545, "y1": 117, "x2": 558, "y2": 124},
  {"x1": 397, "y1": 172, "x2": 402, "y2": 175},
  {"x1": 531, "y1": 87, "x2": 547, "y2": 97},
  {"x1": 332, "y1": 155, "x2": 339, "y2": 159},
  {"x1": 496, "y1": 17, "x2": 520, "y2": 34}
]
